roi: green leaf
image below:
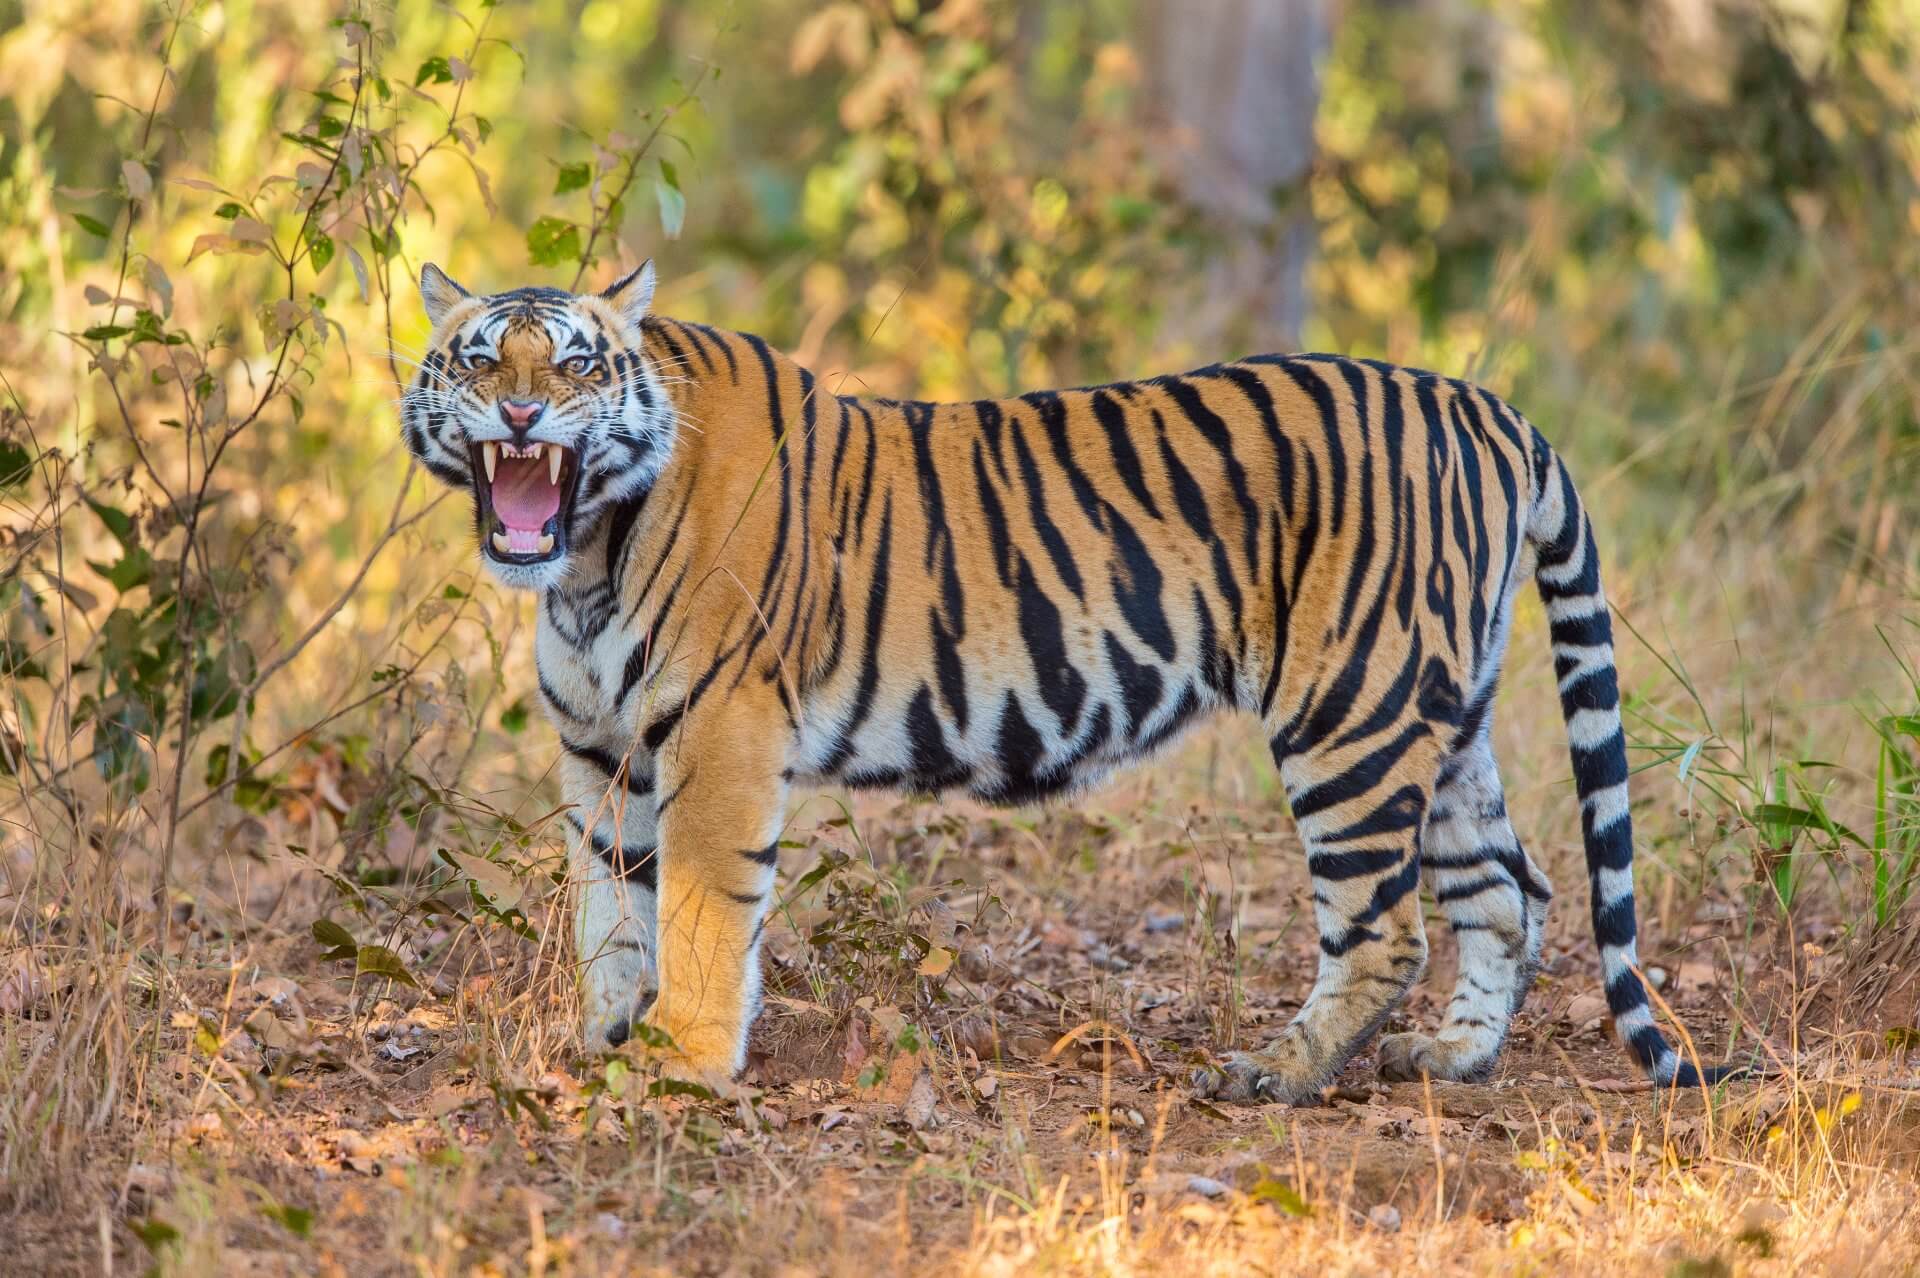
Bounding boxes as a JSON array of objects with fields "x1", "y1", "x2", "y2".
[
  {"x1": 306, "y1": 227, "x2": 335, "y2": 272},
  {"x1": 0, "y1": 439, "x2": 32, "y2": 489},
  {"x1": 74, "y1": 212, "x2": 112, "y2": 238},
  {"x1": 205, "y1": 742, "x2": 235, "y2": 787},
  {"x1": 0, "y1": 640, "x2": 46, "y2": 682},
  {"x1": 83, "y1": 496, "x2": 139, "y2": 549},
  {"x1": 82, "y1": 325, "x2": 132, "y2": 341},
  {"x1": 261, "y1": 1203, "x2": 314, "y2": 1238},
  {"x1": 87, "y1": 546, "x2": 153, "y2": 593},
  {"x1": 1249, "y1": 1177, "x2": 1314, "y2": 1217},
  {"x1": 355, "y1": 943, "x2": 418, "y2": 987},
  {"x1": 653, "y1": 173, "x2": 686, "y2": 239},
  {"x1": 130, "y1": 1218, "x2": 180, "y2": 1253},
  {"x1": 311, "y1": 918, "x2": 358, "y2": 961},
  {"x1": 526, "y1": 216, "x2": 581, "y2": 267},
  {"x1": 214, "y1": 201, "x2": 245, "y2": 220},
  {"x1": 554, "y1": 162, "x2": 591, "y2": 196},
  {"x1": 414, "y1": 55, "x2": 454, "y2": 86},
  {"x1": 646, "y1": 1077, "x2": 718, "y2": 1100},
  {"x1": 500, "y1": 696, "x2": 529, "y2": 735},
  {"x1": 1675, "y1": 739, "x2": 1705, "y2": 786},
  {"x1": 627, "y1": 1021, "x2": 677, "y2": 1051},
  {"x1": 1750, "y1": 802, "x2": 1865, "y2": 848}
]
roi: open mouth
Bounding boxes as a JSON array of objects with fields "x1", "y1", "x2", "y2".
[{"x1": 468, "y1": 440, "x2": 580, "y2": 565}]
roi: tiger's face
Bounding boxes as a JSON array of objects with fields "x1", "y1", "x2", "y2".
[{"x1": 400, "y1": 262, "x2": 674, "y2": 591}]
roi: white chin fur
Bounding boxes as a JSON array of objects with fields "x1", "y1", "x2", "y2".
[{"x1": 481, "y1": 552, "x2": 572, "y2": 593}]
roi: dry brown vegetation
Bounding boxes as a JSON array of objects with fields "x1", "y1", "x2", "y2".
[{"x1": 5, "y1": 0, "x2": 1920, "y2": 1274}]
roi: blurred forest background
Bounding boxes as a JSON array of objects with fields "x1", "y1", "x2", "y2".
[{"x1": 3, "y1": 0, "x2": 1920, "y2": 1273}]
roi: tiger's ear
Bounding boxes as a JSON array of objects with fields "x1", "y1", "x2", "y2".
[
  {"x1": 419, "y1": 263, "x2": 471, "y2": 327},
  {"x1": 599, "y1": 259, "x2": 656, "y2": 327}
]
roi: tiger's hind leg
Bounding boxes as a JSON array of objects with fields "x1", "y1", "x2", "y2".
[
  {"x1": 1377, "y1": 727, "x2": 1553, "y2": 1082},
  {"x1": 1194, "y1": 727, "x2": 1443, "y2": 1105}
]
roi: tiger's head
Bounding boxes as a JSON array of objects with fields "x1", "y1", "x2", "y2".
[{"x1": 400, "y1": 261, "x2": 674, "y2": 591}]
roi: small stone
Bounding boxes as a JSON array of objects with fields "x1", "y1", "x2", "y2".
[
  {"x1": 1368, "y1": 1203, "x2": 1402, "y2": 1232},
  {"x1": 1564, "y1": 992, "x2": 1608, "y2": 1029},
  {"x1": 903, "y1": 1067, "x2": 937, "y2": 1130},
  {"x1": 1008, "y1": 1033, "x2": 1054, "y2": 1060},
  {"x1": 1142, "y1": 910, "x2": 1184, "y2": 934},
  {"x1": 950, "y1": 1014, "x2": 1000, "y2": 1060},
  {"x1": 1186, "y1": 1176, "x2": 1230, "y2": 1198},
  {"x1": 124, "y1": 1163, "x2": 172, "y2": 1206},
  {"x1": 250, "y1": 976, "x2": 300, "y2": 1005},
  {"x1": 973, "y1": 1073, "x2": 998, "y2": 1099}
]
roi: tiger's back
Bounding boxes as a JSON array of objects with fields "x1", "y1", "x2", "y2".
[{"x1": 403, "y1": 263, "x2": 1739, "y2": 1100}]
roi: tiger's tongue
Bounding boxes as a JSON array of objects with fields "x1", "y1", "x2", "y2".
[{"x1": 491, "y1": 455, "x2": 561, "y2": 535}]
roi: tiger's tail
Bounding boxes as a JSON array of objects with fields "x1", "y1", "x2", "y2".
[{"x1": 1525, "y1": 437, "x2": 1746, "y2": 1088}]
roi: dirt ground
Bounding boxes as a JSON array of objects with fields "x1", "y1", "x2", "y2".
[{"x1": 7, "y1": 721, "x2": 1920, "y2": 1277}]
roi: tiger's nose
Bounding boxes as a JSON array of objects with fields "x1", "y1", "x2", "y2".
[{"x1": 499, "y1": 400, "x2": 545, "y2": 432}]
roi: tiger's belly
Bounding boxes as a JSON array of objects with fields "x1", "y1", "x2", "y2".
[{"x1": 786, "y1": 654, "x2": 1234, "y2": 806}]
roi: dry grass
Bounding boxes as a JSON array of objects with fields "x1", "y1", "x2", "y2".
[{"x1": 5, "y1": 506, "x2": 1920, "y2": 1275}]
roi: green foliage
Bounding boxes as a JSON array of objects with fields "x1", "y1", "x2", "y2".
[{"x1": 525, "y1": 216, "x2": 581, "y2": 268}]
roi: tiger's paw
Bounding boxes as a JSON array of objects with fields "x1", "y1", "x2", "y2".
[
  {"x1": 648, "y1": 1049, "x2": 743, "y2": 1099},
  {"x1": 584, "y1": 987, "x2": 658, "y2": 1055},
  {"x1": 1376, "y1": 1031, "x2": 1495, "y2": 1083},
  {"x1": 1191, "y1": 1046, "x2": 1325, "y2": 1106},
  {"x1": 581, "y1": 949, "x2": 658, "y2": 1054},
  {"x1": 629, "y1": 1003, "x2": 744, "y2": 1096}
]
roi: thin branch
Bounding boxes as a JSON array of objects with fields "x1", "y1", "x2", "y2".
[{"x1": 243, "y1": 478, "x2": 447, "y2": 698}]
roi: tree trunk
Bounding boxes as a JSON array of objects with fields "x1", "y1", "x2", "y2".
[{"x1": 1143, "y1": 0, "x2": 1329, "y2": 353}]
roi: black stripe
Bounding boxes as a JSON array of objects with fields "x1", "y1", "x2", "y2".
[
  {"x1": 818, "y1": 493, "x2": 893, "y2": 775},
  {"x1": 1158, "y1": 376, "x2": 1260, "y2": 574},
  {"x1": 1008, "y1": 414, "x2": 1085, "y2": 600},
  {"x1": 561, "y1": 737, "x2": 654, "y2": 796},
  {"x1": 642, "y1": 704, "x2": 685, "y2": 752},
  {"x1": 1089, "y1": 390, "x2": 1161, "y2": 519},
  {"x1": 1015, "y1": 553, "x2": 1087, "y2": 734}
]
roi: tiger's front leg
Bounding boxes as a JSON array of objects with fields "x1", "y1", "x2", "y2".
[
  {"x1": 563, "y1": 747, "x2": 661, "y2": 1053},
  {"x1": 638, "y1": 699, "x2": 787, "y2": 1087}
]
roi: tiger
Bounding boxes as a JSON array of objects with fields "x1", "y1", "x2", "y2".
[{"x1": 398, "y1": 258, "x2": 1737, "y2": 1101}]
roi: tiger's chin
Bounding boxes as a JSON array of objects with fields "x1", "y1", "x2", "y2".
[{"x1": 467, "y1": 439, "x2": 581, "y2": 591}]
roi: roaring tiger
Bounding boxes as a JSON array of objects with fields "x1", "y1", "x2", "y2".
[{"x1": 400, "y1": 259, "x2": 1734, "y2": 1101}]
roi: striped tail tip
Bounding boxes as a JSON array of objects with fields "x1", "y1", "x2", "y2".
[{"x1": 1613, "y1": 978, "x2": 1763, "y2": 1087}]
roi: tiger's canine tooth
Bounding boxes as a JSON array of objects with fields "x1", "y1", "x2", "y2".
[
  {"x1": 536, "y1": 532, "x2": 554, "y2": 554},
  {"x1": 483, "y1": 441, "x2": 498, "y2": 483},
  {"x1": 491, "y1": 531, "x2": 511, "y2": 554},
  {"x1": 548, "y1": 445, "x2": 562, "y2": 486}
]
